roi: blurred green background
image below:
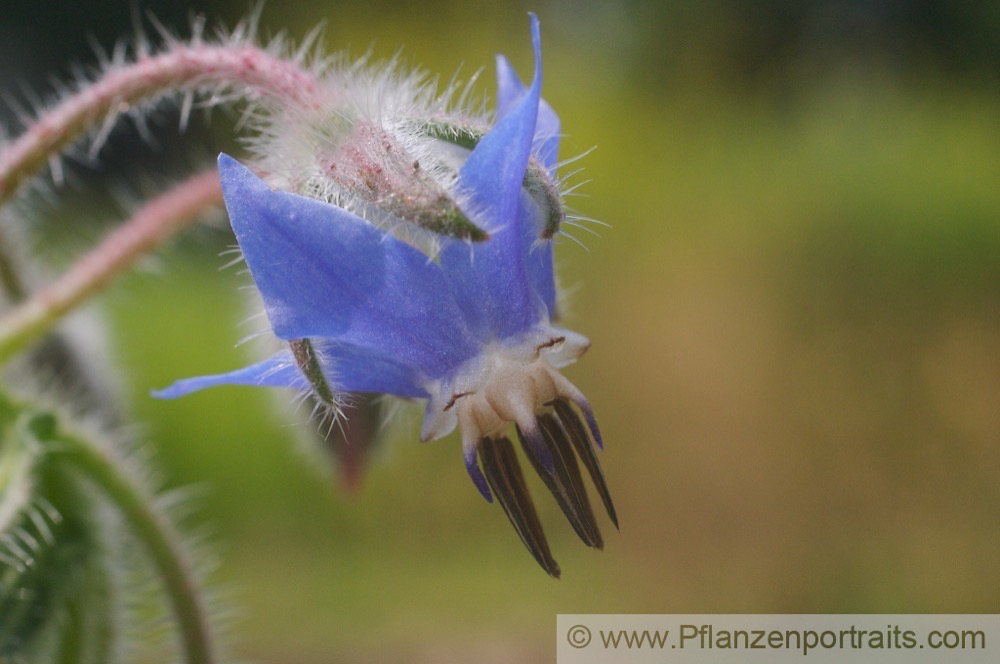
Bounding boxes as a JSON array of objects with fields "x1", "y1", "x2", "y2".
[{"x1": 3, "y1": 1, "x2": 999, "y2": 662}]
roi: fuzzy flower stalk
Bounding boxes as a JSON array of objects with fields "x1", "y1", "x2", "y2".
[{"x1": 158, "y1": 15, "x2": 616, "y2": 577}]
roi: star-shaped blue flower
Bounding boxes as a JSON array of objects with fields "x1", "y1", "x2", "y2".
[{"x1": 157, "y1": 16, "x2": 615, "y2": 576}]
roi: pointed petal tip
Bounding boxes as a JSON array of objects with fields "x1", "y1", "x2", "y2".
[
  {"x1": 495, "y1": 53, "x2": 515, "y2": 78},
  {"x1": 216, "y1": 152, "x2": 247, "y2": 181},
  {"x1": 149, "y1": 376, "x2": 211, "y2": 400},
  {"x1": 152, "y1": 352, "x2": 306, "y2": 402},
  {"x1": 528, "y1": 12, "x2": 540, "y2": 41},
  {"x1": 528, "y1": 14, "x2": 541, "y2": 79},
  {"x1": 466, "y1": 443, "x2": 493, "y2": 502},
  {"x1": 494, "y1": 53, "x2": 524, "y2": 120},
  {"x1": 217, "y1": 153, "x2": 264, "y2": 203},
  {"x1": 149, "y1": 385, "x2": 179, "y2": 400}
]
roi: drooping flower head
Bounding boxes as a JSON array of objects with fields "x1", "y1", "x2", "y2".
[{"x1": 157, "y1": 15, "x2": 615, "y2": 577}]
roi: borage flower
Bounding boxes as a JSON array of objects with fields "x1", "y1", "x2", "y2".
[{"x1": 156, "y1": 16, "x2": 615, "y2": 577}]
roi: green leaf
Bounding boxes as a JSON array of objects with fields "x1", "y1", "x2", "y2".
[
  {"x1": 0, "y1": 428, "x2": 99, "y2": 660},
  {"x1": 0, "y1": 403, "x2": 119, "y2": 664}
]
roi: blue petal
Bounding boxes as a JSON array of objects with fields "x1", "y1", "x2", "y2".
[
  {"x1": 153, "y1": 351, "x2": 304, "y2": 398},
  {"x1": 533, "y1": 248, "x2": 556, "y2": 320},
  {"x1": 496, "y1": 54, "x2": 561, "y2": 171},
  {"x1": 154, "y1": 341, "x2": 429, "y2": 401},
  {"x1": 316, "y1": 341, "x2": 429, "y2": 398},
  {"x1": 494, "y1": 16, "x2": 561, "y2": 319},
  {"x1": 218, "y1": 154, "x2": 477, "y2": 379},
  {"x1": 523, "y1": 199, "x2": 557, "y2": 320},
  {"x1": 457, "y1": 16, "x2": 541, "y2": 236},
  {"x1": 440, "y1": 15, "x2": 546, "y2": 340},
  {"x1": 496, "y1": 54, "x2": 560, "y2": 316}
]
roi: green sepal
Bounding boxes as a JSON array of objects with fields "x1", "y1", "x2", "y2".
[
  {"x1": 290, "y1": 338, "x2": 337, "y2": 407},
  {"x1": 522, "y1": 160, "x2": 564, "y2": 239},
  {"x1": 399, "y1": 192, "x2": 489, "y2": 243},
  {"x1": 422, "y1": 120, "x2": 483, "y2": 151}
]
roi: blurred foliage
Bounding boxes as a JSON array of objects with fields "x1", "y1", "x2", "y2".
[{"x1": 2, "y1": 1, "x2": 999, "y2": 662}]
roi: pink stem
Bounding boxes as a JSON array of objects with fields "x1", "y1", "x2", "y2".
[
  {"x1": 0, "y1": 169, "x2": 222, "y2": 362},
  {"x1": 0, "y1": 43, "x2": 323, "y2": 203}
]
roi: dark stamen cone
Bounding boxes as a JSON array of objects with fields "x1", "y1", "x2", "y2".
[
  {"x1": 518, "y1": 417, "x2": 603, "y2": 549},
  {"x1": 553, "y1": 399, "x2": 619, "y2": 529},
  {"x1": 479, "y1": 437, "x2": 560, "y2": 578}
]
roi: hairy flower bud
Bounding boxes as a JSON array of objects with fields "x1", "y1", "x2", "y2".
[{"x1": 319, "y1": 121, "x2": 488, "y2": 241}]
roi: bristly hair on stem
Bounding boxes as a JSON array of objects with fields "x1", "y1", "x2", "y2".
[
  {"x1": 0, "y1": 169, "x2": 223, "y2": 366},
  {"x1": 0, "y1": 9, "x2": 331, "y2": 205}
]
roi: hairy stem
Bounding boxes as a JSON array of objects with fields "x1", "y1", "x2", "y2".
[
  {"x1": 44, "y1": 424, "x2": 215, "y2": 664},
  {"x1": 0, "y1": 225, "x2": 28, "y2": 300},
  {"x1": 0, "y1": 42, "x2": 323, "y2": 205},
  {"x1": 0, "y1": 169, "x2": 222, "y2": 364}
]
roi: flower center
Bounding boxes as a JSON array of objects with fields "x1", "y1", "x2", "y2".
[
  {"x1": 453, "y1": 340, "x2": 559, "y2": 438},
  {"x1": 417, "y1": 326, "x2": 616, "y2": 580},
  {"x1": 420, "y1": 327, "x2": 590, "y2": 444}
]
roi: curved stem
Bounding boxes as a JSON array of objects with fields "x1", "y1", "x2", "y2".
[
  {"x1": 0, "y1": 225, "x2": 28, "y2": 300},
  {"x1": 47, "y1": 428, "x2": 215, "y2": 664},
  {"x1": 0, "y1": 42, "x2": 323, "y2": 205},
  {"x1": 0, "y1": 168, "x2": 222, "y2": 364}
]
